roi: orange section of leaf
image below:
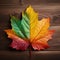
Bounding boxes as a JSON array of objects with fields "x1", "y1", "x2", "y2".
[{"x1": 31, "y1": 30, "x2": 55, "y2": 50}]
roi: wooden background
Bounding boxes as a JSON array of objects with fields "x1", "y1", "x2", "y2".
[{"x1": 0, "y1": 0, "x2": 60, "y2": 60}]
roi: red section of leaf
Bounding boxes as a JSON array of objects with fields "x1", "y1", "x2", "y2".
[
  {"x1": 10, "y1": 38, "x2": 29, "y2": 50},
  {"x1": 5, "y1": 29, "x2": 29, "y2": 50},
  {"x1": 31, "y1": 30, "x2": 55, "y2": 50}
]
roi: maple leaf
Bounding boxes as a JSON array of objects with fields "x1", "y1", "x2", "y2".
[{"x1": 5, "y1": 6, "x2": 55, "y2": 50}]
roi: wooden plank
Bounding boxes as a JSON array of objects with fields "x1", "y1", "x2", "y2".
[
  {"x1": 0, "y1": 0, "x2": 60, "y2": 5},
  {"x1": 0, "y1": 6, "x2": 60, "y2": 26},
  {"x1": 0, "y1": 51, "x2": 60, "y2": 60}
]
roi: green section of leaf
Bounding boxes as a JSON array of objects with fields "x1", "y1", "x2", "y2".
[
  {"x1": 21, "y1": 13, "x2": 30, "y2": 38},
  {"x1": 11, "y1": 12, "x2": 30, "y2": 39},
  {"x1": 11, "y1": 16, "x2": 25, "y2": 38}
]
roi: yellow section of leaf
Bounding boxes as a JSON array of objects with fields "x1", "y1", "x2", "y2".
[
  {"x1": 26, "y1": 6, "x2": 50, "y2": 42},
  {"x1": 26, "y1": 6, "x2": 38, "y2": 40},
  {"x1": 34, "y1": 18, "x2": 50, "y2": 40}
]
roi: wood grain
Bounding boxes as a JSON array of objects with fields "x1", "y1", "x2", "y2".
[
  {"x1": 0, "y1": 1, "x2": 60, "y2": 60},
  {"x1": 0, "y1": 51, "x2": 60, "y2": 60},
  {"x1": 0, "y1": 0, "x2": 60, "y2": 5}
]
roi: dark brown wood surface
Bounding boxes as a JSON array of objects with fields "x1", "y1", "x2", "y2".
[
  {"x1": 0, "y1": 0, "x2": 60, "y2": 60},
  {"x1": 0, "y1": 51, "x2": 60, "y2": 60}
]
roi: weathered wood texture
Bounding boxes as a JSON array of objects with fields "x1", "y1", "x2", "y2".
[
  {"x1": 0, "y1": 0, "x2": 60, "y2": 60},
  {"x1": 0, "y1": 0, "x2": 60, "y2": 5},
  {"x1": 0, "y1": 51, "x2": 60, "y2": 60}
]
